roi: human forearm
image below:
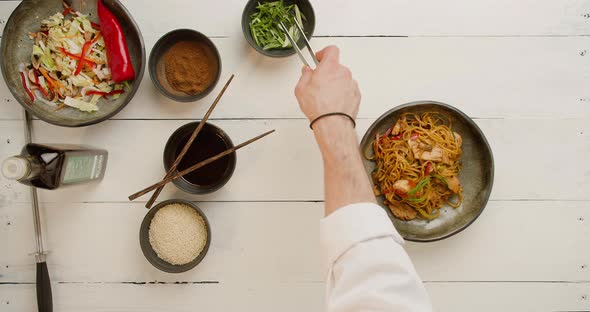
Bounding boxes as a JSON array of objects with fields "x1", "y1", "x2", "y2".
[{"x1": 313, "y1": 117, "x2": 376, "y2": 216}]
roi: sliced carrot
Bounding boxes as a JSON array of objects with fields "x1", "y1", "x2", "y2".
[{"x1": 39, "y1": 68, "x2": 64, "y2": 97}]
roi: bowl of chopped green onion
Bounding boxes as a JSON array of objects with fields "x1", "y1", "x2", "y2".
[{"x1": 242, "y1": 0, "x2": 315, "y2": 57}]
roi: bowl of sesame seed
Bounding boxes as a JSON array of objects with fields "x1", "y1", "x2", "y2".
[{"x1": 139, "y1": 199, "x2": 211, "y2": 273}]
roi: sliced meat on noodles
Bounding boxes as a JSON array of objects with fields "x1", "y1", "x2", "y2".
[{"x1": 389, "y1": 202, "x2": 417, "y2": 221}]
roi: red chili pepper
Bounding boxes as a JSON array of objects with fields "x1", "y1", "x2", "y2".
[
  {"x1": 97, "y1": 0, "x2": 135, "y2": 83},
  {"x1": 383, "y1": 127, "x2": 392, "y2": 138},
  {"x1": 62, "y1": 1, "x2": 78, "y2": 16},
  {"x1": 377, "y1": 127, "x2": 393, "y2": 143},
  {"x1": 107, "y1": 90, "x2": 125, "y2": 96},
  {"x1": 59, "y1": 47, "x2": 97, "y2": 66},
  {"x1": 37, "y1": 84, "x2": 49, "y2": 98},
  {"x1": 74, "y1": 41, "x2": 93, "y2": 75},
  {"x1": 19, "y1": 72, "x2": 35, "y2": 102},
  {"x1": 85, "y1": 89, "x2": 124, "y2": 97},
  {"x1": 32, "y1": 74, "x2": 50, "y2": 98},
  {"x1": 392, "y1": 133, "x2": 403, "y2": 140},
  {"x1": 90, "y1": 32, "x2": 102, "y2": 45},
  {"x1": 424, "y1": 163, "x2": 433, "y2": 176},
  {"x1": 91, "y1": 22, "x2": 102, "y2": 30},
  {"x1": 394, "y1": 190, "x2": 408, "y2": 198},
  {"x1": 410, "y1": 132, "x2": 420, "y2": 140}
]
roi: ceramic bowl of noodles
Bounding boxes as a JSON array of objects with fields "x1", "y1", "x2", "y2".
[{"x1": 360, "y1": 101, "x2": 494, "y2": 242}]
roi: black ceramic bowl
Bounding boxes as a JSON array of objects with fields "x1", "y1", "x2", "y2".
[
  {"x1": 163, "y1": 122, "x2": 236, "y2": 194},
  {"x1": 360, "y1": 101, "x2": 494, "y2": 242},
  {"x1": 0, "y1": 0, "x2": 145, "y2": 127},
  {"x1": 242, "y1": 0, "x2": 316, "y2": 57},
  {"x1": 140, "y1": 199, "x2": 211, "y2": 273},
  {"x1": 149, "y1": 29, "x2": 221, "y2": 102}
]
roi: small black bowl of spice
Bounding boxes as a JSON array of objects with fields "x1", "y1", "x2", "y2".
[{"x1": 149, "y1": 29, "x2": 221, "y2": 102}]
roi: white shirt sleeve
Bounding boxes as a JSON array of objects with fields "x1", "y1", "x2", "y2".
[{"x1": 320, "y1": 203, "x2": 432, "y2": 312}]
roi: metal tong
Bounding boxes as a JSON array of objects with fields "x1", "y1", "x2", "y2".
[
  {"x1": 278, "y1": 18, "x2": 318, "y2": 69},
  {"x1": 23, "y1": 110, "x2": 53, "y2": 312}
]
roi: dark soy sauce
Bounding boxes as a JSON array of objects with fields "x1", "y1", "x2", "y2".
[
  {"x1": 1, "y1": 144, "x2": 108, "y2": 190},
  {"x1": 175, "y1": 128, "x2": 230, "y2": 186}
]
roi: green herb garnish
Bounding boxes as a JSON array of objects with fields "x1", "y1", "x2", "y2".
[
  {"x1": 408, "y1": 177, "x2": 430, "y2": 196},
  {"x1": 249, "y1": 1, "x2": 306, "y2": 50},
  {"x1": 433, "y1": 174, "x2": 448, "y2": 186},
  {"x1": 406, "y1": 197, "x2": 426, "y2": 203}
]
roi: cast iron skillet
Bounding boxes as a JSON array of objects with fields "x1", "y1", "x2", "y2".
[
  {"x1": 360, "y1": 101, "x2": 494, "y2": 242},
  {"x1": 0, "y1": 0, "x2": 145, "y2": 127}
]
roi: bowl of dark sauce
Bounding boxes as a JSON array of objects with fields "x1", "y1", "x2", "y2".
[
  {"x1": 163, "y1": 122, "x2": 236, "y2": 194},
  {"x1": 149, "y1": 29, "x2": 221, "y2": 102}
]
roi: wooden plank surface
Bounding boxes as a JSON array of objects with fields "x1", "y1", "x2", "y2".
[
  {"x1": 0, "y1": 201, "x2": 588, "y2": 283},
  {"x1": 1, "y1": 36, "x2": 590, "y2": 120},
  {"x1": 1, "y1": 0, "x2": 589, "y2": 311},
  {"x1": 1, "y1": 282, "x2": 588, "y2": 312},
  {"x1": 2, "y1": 0, "x2": 589, "y2": 37},
  {"x1": 122, "y1": 0, "x2": 590, "y2": 37},
  {"x1": 1, "y1": 117, "x2": 589, "y2": 204}
]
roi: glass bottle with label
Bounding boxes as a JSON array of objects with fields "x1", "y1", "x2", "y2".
[{"x1": 1, "y1": 144, "x2": 108, "y2": 190}]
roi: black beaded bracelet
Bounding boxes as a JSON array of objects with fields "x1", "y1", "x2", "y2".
[{"x1": 309, "y1": 112, "x2": 356, "y2": 130}]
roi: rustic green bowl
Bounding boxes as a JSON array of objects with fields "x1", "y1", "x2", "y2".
[
  {"x1": 0, "y1": 0, "x2": 145, "y2": 127},
  {"x1": 360, "y1": 101, "x2": 494, "y2": 242}
]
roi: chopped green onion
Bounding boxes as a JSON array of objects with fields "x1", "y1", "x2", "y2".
[
  {"x1": 408, "y1": 177, "x2": 430, "y2": 196},
  {"x1": 249, "y1": 0, "x2": 306, "y2": 50},
  {"x1": 433, "y1": 175, "x2": 448, "y2": 186}
]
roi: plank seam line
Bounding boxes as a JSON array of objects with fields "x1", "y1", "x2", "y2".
[
  {"x1": 423, "y1": 280, "x2": 590, "y2": 284},
  {"x1": 5, "y1": 35, "x2": 584, "y2": 40},
  {"x1": 0, "y1": 281, "x2": 220, "y2": 285},
  {"x1": 4, "y1": 116, "x2": 590, "y2": 122},
  {"x1": 4, "y1": 199, "x2": 590, "y2": 205},
  {"x1": 313, "y1": 35, "x2": 590, "y2": 38},
  {"x1": 0, "y1": 34, "x2": 590, "y2": 40},
  {"x1": 2, "y1": 281, "x2": 589, "y2": 285},
  {"x1": 3, "y1": 116, "x2": 590, "y2": 121}
]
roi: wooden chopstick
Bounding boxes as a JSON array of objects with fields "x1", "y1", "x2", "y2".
[
  {"x1": 128, "y1": 129, "x2": 276, "y2": 202},
  {"x1": 144, "y1": 74, "x2": 235, "y2": 209}
]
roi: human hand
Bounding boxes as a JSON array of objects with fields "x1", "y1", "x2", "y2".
[{"x1": 294, "y1": 46, "x2": 360, "y2": 128}]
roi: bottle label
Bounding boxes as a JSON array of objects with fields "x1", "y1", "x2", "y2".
[{"x1": 62, "y1": 155, "x2": 105, "y2": 184}]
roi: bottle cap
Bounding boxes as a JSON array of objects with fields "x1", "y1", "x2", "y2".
[{"x1": 1, "y1": 156, "x2": 31, "y2": 180}]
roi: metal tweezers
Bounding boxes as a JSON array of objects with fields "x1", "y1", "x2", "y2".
[{"x1": 279, "y1": 18, "x2": 318, "y2": 69}]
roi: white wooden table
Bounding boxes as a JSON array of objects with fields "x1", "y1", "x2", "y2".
[{"x1": 1, "y1": 0, "x2": 589, "y2": 311}]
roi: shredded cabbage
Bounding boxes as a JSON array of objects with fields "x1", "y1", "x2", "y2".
[
  {"x1": 70, "y1": 75, "x2": 93, "y2": 87},
  {"x1": 32, "y1": 45, "x2": 44, "y2": 56},
  {"x1": 23, "y1": 6, "x2": 130, "y2": 113},
  {"x1": 64, "y1": 96, "x2": 98, "y2": 112},
  {"x1": 41, "y1": 13, "x2": 64, "y2": 27}
]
